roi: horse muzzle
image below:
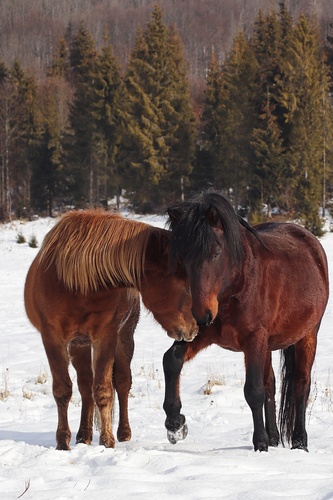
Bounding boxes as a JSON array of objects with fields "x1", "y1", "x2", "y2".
[
  {"x1": 193, "y1": 309, "x2": 214, "y2": 328},
  {"x1": 168, "y1": 325, "x2": 199, "y2": 342}
]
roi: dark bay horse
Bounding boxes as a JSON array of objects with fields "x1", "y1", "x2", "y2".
[
  {"x1": 24, "y1": 210, "x2": 198, "y2": 450},
  {"x1": 163, "y1": 192, "x2": 328, "y2": 452}
]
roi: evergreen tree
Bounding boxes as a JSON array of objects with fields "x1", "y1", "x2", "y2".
[
  {"x1": 191, "y1": 52, "x2": 221, "y2": 190},
  {"x1": 278, "y1": 15, "x2": 331, "y2": 234},
  {"x1": 0, "y1": 60, "x2": 40, "y2": 220},
  {"x1": 48, "y1": 37, "x2": 70, "y2": 78},
  {"x1": 62, "y1": 24, "x2": 99, "y2": 206},
  {"x1": 120, "y1": 6, "x2": 196, "y2": 210},
  {"x1": 197, "y1": 32, "x2": 258, "y2": 209},
  {"x1": 30, "y1": 76, "x2": 67, "y2": 216},
  {"x1": 250, "y1": 93, "x2": 287, "y2": 216},
  {"x1": 92, "y1": 35, "x2": 124, "y2": 207},
  {"x1": 249, "y1": 8, "x2": 289, "y2": 214}
]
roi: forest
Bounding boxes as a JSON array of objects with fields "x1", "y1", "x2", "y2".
[{"x1": 0, "y1": 0, "x2": 332, "y2": 234}]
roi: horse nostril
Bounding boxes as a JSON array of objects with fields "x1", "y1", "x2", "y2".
[{"x1": 194, "y1": 311, "x2": 213, "y2": 327}]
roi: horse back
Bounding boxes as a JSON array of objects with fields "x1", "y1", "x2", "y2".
[{"x1": 254, "y1": 222, "x2": 328, "y2": 282}]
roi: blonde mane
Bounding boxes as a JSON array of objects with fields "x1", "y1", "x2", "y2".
[{"x1": 38, "y1": 210, "x2": 155, "y2": 295}]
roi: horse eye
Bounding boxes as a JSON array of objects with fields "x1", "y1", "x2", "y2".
[{"x1": 210, "y1": 252, "x2": 221, "y2": 262}]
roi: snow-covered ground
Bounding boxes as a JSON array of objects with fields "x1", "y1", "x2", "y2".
[{"x1": 0, "y1": 213, "x2": 333, "y2": 499}]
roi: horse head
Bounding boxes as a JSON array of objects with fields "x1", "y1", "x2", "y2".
[
  {"x1": 167, "y1": 192, "x2": 244, "y2": 327},
  {"x1": 140, "y1": 227, "x2": 198, "y2": 342}
]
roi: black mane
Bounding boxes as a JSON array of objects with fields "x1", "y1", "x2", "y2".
[{"x1": 167, "y1": 192, "x2": 256, "y2": 268}]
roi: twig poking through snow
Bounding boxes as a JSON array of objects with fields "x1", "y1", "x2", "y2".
[{"x1": 18, "y1": 479, "x2": 30, "y2": 498}]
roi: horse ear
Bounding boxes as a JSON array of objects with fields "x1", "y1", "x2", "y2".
[
  {"x1": 167, "y1": 207, "x2": 183, "y2": 228},
  {"x1": 206, "y1": 206, "x2": 223, "y2": 230}
]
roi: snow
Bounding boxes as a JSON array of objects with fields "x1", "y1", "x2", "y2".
[{"x1": 1, "y1": 214, "x2": 333, "y2": 499}]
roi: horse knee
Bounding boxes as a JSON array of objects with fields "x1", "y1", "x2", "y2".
[
  {"x1": 244, "y1": 380, "x2": 265, "y2": 410},
  {"x1": 53, "y1": 381, "x2": 72, "y2": 407}
]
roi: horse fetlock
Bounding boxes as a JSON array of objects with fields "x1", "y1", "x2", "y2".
[
  {"x1": 56, "y1": 430, "x2": 71, "y2": 450},
  {"x1": 253, "y1": 430, "x2": 269, "y2": 452},
  {"x1": 99, "y1": 431, "x2": 115, "y2": 448},
  {"x1": 76, "y1": 429, "x2": 93, "y2": 445},
  {"x1": 165, "y1": 413, "x2": 186, "y2": 432},
  {"x1": 117, "y1": 424, "x2": 131, "y2": 442},
  {"x1": 291, "y1": 432, "x2": 308, "y2": 451},
  {"x1": 268, "y1": 434, "x2": 279, "y2": 447}
]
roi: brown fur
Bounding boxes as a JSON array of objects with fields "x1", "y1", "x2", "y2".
[
  {"x1": 25, "y1": 209, "x2": 198, "y2": 450},
  {"x1": 164, "y1": 193, "x2": 329, "y2": 452}
]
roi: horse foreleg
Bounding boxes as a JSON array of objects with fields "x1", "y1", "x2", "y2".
[
  {"x1": 264, "y1": 351, "x2": 279, "y2": 447},
  {"x1": 291, "y1": 329, "x2": 318, "y2": 451},
  {"x1": 69, "y1": 342, "x2": 94, "y2": 445},
  {"x1": 42, "y1": 334, "x2": 72, "y2": 450},
  {"x1": 244, "y1": 337, "x2": 269, "y2": 452},
  {"x1": 93, "y1": 336, "x2": 117, "y2": 448},
  {"x1": 163, "y1": 331, "x2": 215, "y2": 444},
  {"x1": 163, "y1": 340, "x2": 188, "y2": 444}
]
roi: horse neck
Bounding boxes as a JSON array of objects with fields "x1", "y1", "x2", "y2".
[
  {"x1": 220, "y1": 228, "x2": 257, "y2": 299},
  {"x1": 141, "y1": 228, "x2": 170, "y2": 289}
]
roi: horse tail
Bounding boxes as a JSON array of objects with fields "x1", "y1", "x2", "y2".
[{"x1": 278, "y1": 345, "x2": 296, "y2": 446}]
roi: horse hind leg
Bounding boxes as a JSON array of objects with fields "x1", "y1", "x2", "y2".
[
  {"x1": 92, "y1": 326, "x2": 120, "y2": 448},
  {"x1": 279, "y1": 326, "x2": 318, "y2": 451},
  {"x1": 264, "y1": 351, "x2": 279, "y2": 447},
  {"x1": 42, "y1": 333, "x2": 73, "y2": 450},
  {"x1": 68, "y1": 338, "x2": 94, "y2": 445},
  {"x1": 113, "y1": 294, "x2": 138, "y2": 442}
]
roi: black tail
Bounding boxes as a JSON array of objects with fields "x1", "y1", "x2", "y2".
[{"x1": 279, "y1": 345, "x2": 296, "y2": 446}]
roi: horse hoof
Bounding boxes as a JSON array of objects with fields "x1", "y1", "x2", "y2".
[
  {"x1": 117, "y1": 427, "x2": 131, "y2": 442},
  {"x1": 254, "y1": 441, "x2": 268, "y2": 452},
  {"x1": 292, "y1": 441, "x2": 308, "y2": 452},
  {"x1": 269, "y1": 436, "x2": 279, "y2": 447},
  {"x1": 56, "y1": 443, "x2": 71, "y2": 451},
  {"x1": 76, "y1": 437, "x2": 91, "y2": 445},
  {"x1": 167, "y1": 422, "x2": 188, "y2": 444}
]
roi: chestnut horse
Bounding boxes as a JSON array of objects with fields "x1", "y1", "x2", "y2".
[
  {"x1": 24, "y1": 210, "x2": 198, "y2": 450},
  {"x1": 163, "y1": 192, "x2": 328, "y2": 452}
]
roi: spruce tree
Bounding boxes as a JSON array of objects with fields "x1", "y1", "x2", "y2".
[
  {"x1": 278, "y1": 15, "x2": 331, "y2": 234},
  {"x1": 30, "y1": 76, "x2": 66, "y2": 216},
  {"x1": 198, "y1": 32, "x2": 258, "y2": 209},
  {"x1": 62, "y1": 24, "x2": 99, "y2": 206},
  {"x1": 0, "y1": 60, "x2": 41, "y2": 219},
  {"x1": 192, "y1": 52, "x2": 222, "y2": 190},
  {"x1": 120, "y1": 6, "x2": 196, "y2": 210},
  {"x1": 92, "y1": 35, "x2": 124, "y2": 207},
  {"x1": 249, "y1": 8, "x2": 289, "y2": 214}
]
